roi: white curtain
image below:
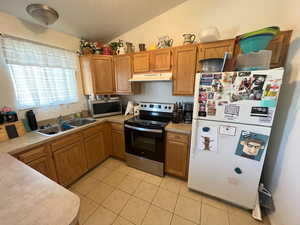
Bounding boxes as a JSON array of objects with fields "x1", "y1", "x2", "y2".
[{"x1": 0, "y1": 36, "x2": 79, "y2": 109}]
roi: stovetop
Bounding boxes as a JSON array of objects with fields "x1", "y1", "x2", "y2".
[{"x1": 125, "y1": 116, "x2": 168, "y2": 129}]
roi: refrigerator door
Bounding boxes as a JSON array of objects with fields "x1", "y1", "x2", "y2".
[
  {"x1": 193, "y1": 68, "x2": 284, "y2": 126},
  {"x1": 188, "y1": 119, "x2": 271, "y2": 209}
]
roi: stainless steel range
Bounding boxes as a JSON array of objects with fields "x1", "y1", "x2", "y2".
[{"x1": 124, "y1": 102, "x2": 174, "y2": 176}]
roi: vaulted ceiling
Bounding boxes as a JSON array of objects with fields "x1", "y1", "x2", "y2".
[{"x1": 0, "y1": 0, "x2": 187, "y2": 42}]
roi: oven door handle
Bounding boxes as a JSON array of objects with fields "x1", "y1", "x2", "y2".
[{"x1": 124, "y1": 124, "x2": 163, "y2": 133}]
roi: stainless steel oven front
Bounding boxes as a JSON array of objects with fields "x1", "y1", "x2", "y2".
[
  {"x1": 124, "y1": 124, "x2": 165, "y2": 176},
  {"x1": 89, "y1": 99, "x2": 122, "y2": 118}
]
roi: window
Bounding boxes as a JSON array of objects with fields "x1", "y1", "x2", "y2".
[{"x1": 0, "y1": 36, "x2": 78, "y2": 109}]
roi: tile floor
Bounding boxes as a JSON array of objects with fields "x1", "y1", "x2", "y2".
[{"x1": 69, "y1": 158, "x2": 270, "y2": 225}]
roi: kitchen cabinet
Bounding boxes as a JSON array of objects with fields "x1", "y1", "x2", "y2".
[
  {"x1": 232, "y1": 30, "x2": 292, "y2": 69},
  {"x1": 165, "y1": 132, "x2": 190, "y2": 179},
  {"x1": 80, "y1": 55, "x2": 115, "y2": 95},
  {"x1": 111, "y1": 123, "x2": 126, "y2": 160},
  {"x1": 133, "y1": 52, "x2": 150, "y2": 73},
  {"x1": 114, "y1": 54, "x2": 140, "y2": 95},
  {"x1": 151, "y1": 48, "x2": 172, "y2": 71},
  {"x1": 197, "y1": 39, "x2": 235, "y2": 72},
  {"x1": 16, "y1": 145, "x2": 57, "y2": 182},
  {"x1": 51, "y1": 133, "x2": 87, "y2": 186},
  {"x1": 83, "y1": 125, "x2": 106, "y2": 170},
  {"x1": 172, "y1": 45, "x2": 197, "y2": 95}
]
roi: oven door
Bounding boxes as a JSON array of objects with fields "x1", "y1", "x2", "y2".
[{"x1": 124, "y1": 124, "x2": 164, "y2": 163}]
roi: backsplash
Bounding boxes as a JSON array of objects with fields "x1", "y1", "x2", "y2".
[{"x1": 121, "y1": 82, "x2": 194, "y2": 104}]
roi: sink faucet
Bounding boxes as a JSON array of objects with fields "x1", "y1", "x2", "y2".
[{"x1": 57, "y1": 115, "x2": 64, "y2": 125}]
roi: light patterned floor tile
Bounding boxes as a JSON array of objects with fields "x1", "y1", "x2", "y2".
[
  {"x1": 84, "y1": 206, "x2": 117, "y2": 225},
  {"x1": 103, "y1": 171, "x2": 127, "y2": 187},
  {"x1": 86, "y1": 182, "x2": 115, "y2": 204},
  {"x1": 120, "y1": 196, "x2": 150, "y2": 225},
  {"x1": 102, "y1": 158, "x2": 125, "y2": 171},
  {"x1": 143, "y1": 173, "x2": 163, "y2": 186},
  {"x1": 134, "y1": 181, "x2": 158, "y2": 202},
  {"x1": 129, "y1": 168, "x2": 148, "y2": 179},
  {"x1": 152, "y1": 188, "x2": 178, "y2": 212},
  {"x1": 180, "y1": 185, "x2": 203, "y2": 201},
  {"x1": 160, "y1": 176, "x2": 184, "y2": 194},
  {"x1": 201, "y1": 204, "x2": 229, "y2": 225},
  {"x1": 171, "y1": 215, "x2": 197, "y2": 225},
  {"x1": 71, "y1": 176, "x2": 100, "y2": 195},
  {"x1": 115, "y1": 165, "x2": 134, "y2": 175},
  {"x1": 118, "y1": 175, "x2": 142, "y2": 194},
  {"x1": 142, "y1": 205, "x2": 173, "y2": 225},
  {"x1": 76, "y1": 193, "x2": 98, "y2": 225},
  {"x1": 228, "y1": 206, "x2": 268, "y2": 225},
  {"x1": 202, "y1": 194, "x2": 228, "y2": 211},
  {"x1": 87, "y1": 166, "x2": 112, "y2": 181},
  {"x1": 174, "y1": 196, "x2": 201, "y2": 224},
  {"x1": 102, "y1": 189, "x2": 131, "y2": 214},
  {"x1": 113, "y1": 216, "x2": 135, "y2": 225}
]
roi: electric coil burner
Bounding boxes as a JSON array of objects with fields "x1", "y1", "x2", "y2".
[{"x1": 124, "y1": 102, "x2": 174, "y2": 176}]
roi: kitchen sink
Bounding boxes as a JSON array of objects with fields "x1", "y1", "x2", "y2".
[
  {"x1": 66, "y1": 118, "x2": 96, "y2": 127},
  {"x1": 37, "y1": 126, "x2": 62, "y2": 136}
]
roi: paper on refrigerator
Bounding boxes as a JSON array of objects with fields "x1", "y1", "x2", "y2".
[{"x1": 196, "y1": 126, "x2": 219, "y2": 153}]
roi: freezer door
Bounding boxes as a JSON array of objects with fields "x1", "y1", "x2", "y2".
[
  {"x1": 193, "y1": 68, "x2": 284, "y2": 126},
  {"x1": 188, "y1": 120, "x2": 271, "y2": 209}
]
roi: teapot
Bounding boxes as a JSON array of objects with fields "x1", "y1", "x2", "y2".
[
  {"x1": 157, "y1": 35, "x2": 173, "y2": 48},
  {"x1": 183, "y1": 33, "x2": 196, "y2": 45}
]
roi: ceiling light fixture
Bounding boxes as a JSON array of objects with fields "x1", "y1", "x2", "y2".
[{"x1": 26, "y1": 4, "x2": 59, "y2": 26}]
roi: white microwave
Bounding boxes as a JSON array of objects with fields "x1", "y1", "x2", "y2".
[{"x1": 89, "y1": 99, "x2": 122, "y2": 118}]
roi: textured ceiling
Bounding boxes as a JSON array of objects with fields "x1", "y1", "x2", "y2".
[{"x1": 0, "y1": 0, "x2": 187, "y2": 42}]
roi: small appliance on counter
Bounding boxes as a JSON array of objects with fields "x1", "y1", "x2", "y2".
[
  {"x1": 172, "y1": 102, "x2": 184, "y2": 123},
  {"x1": 89, "y1": 97, "x2": 122, "y2": 118},
  {"x1": 183, "y1": 102, "x2": 193, "y2": 124},
  {"x1": 125, "y1": 101, "x2": 134, "y2": 116},
  {"x1": 26, "y1": 110, "x2": 38, "y2": 131}
]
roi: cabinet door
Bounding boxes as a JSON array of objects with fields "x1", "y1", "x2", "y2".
[
  {"x1": 53, "y1": 141, "x2": 87, "y2": 186},
  {"x1": 79, "y1": 56, "x2": 93, "y2": 95},
  {"x1": 84, "y1": 132, "x2": 106, "y2": 170},
  {"x1": 27, "y1": 156, "x2": 50, "y2": 177},
  {"x1": 133, "y1": 52, "x2": 150, "y2": 73},
  {"x1": 165, "y1": 140, "x2": 189, "y2": 178},
  {"x1": 151, "y1": 49, "x2": 171, "y2": 71},
  {"x1": 172, "y1": 45, "x2": 197, "y2": 95},
  {"x1": 111, "y1": 130, "x2": 125, "y2": 159},
  {"x1": 197, "y1": 39, "x2": 235, "y2": 72},
  {"x1": 114, "y1": 55, "x2": 133, "y2": 94},
  {"x1": 91, "y1": 56, "x2": 115, "y2": 94},
  {"x1": 267, "y1": 30, "x2": 292, "y2": 68}
]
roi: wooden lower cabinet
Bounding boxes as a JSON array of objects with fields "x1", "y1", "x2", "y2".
[
  {"x1": 16, "y1": 145, "x2": 57, "y2": 182},
  {"x1": 110, "y1": 123, "x2": 126, "y2": 160},
  {"x1": 84, "y1": 132, "x2": 106, "y2": 170},
  {"x1": 52, "y1": 136, "x2": 87, "y2": 186},
  {"x1": 165, "y1": 132, "x2": 190, "y2": 179}
]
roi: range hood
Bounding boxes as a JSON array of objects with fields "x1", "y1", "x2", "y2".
[{"x1": 129, "y1": 72, "x2": 172, "y2": 82}]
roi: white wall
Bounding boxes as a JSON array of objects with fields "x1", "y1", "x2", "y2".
[
  {"x1": 111, "y1": 0, "x2": 300, "y2": 224},
  {"x1": 0, "y1": 12, "x2": 87, "y2": 121}
]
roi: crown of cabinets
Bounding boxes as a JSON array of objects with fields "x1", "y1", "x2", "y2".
[{"x1": 80, "y1": 30, "x2": 292, "y2": 96}]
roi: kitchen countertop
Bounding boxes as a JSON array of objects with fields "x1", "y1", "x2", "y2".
[
  {"x1": 165, "y1": 122, "x2": 192, "y2": 134},
  {"x1": 0, "y1": 153, "x2": 80, "y2": 225},
  {"x1": 0, "y1": 114, "x2": 133, "y2": 155}
]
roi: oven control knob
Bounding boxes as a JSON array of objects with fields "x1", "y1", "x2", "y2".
[
  {"x1": 158, "y1": 105, "x2": 161, "y2": 108},
  {"x1": 164, "y1": 106, "x2": 167, "y2": 109},
  {"x1": 168, "y1": 106, "x2": 171, "y2": 109},
  {"x1": 150, "y1": 104, "x2": 154, "y2": 108}
]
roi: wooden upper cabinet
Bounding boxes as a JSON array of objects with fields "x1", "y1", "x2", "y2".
[
  {"x1": 133, "y1": 52, "x2": 150, "y2": 73},
  {"x1": 172, "y1": 45, "x2": 197, "y2": 95},
  {"x1": 80, "y1": 55, "x2": 115, "y2": 95},
  {"x1": 197, "y1": 39, "x2": 235, "y2": 72},
  {"x1": 151, "y1": 49, "x2": 172, "y2": 71},
  {"x1": 114, "y1": 54, "x2": 140, "y2": 95},
  {"x1": 91, "y1": 56, "x2": 115, "y2": 94},
  {"x1": 232, "y1": 30, "x2": 292, "y2": 69},
  {"x1": 267, "y1": 30, "x2": 292, "y2": 68}
]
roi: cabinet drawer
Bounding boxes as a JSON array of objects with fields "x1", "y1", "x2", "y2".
[
  {"x1": 82, "y1": 124, "x2": 104, "y2": 138},
  {"x1": 51, "y1": 133, "x2": 82, "y2": 152},
  {"x1": 167, "y1": 132, "x2": 189, "y2": 143},
  {"x1": 18, "y1": 146, "x2": 47, "y2": 163},
  {"x1": 111, "y1": 122, "x2": 123, "y2": 131}
]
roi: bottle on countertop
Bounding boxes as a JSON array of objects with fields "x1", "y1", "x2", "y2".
[
  {"x1": 172, "y1": 102, "x2": 179, "y2": 123},
  {"x1": 178, "y1": 102, "x2": 184, "y2": 123}
]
